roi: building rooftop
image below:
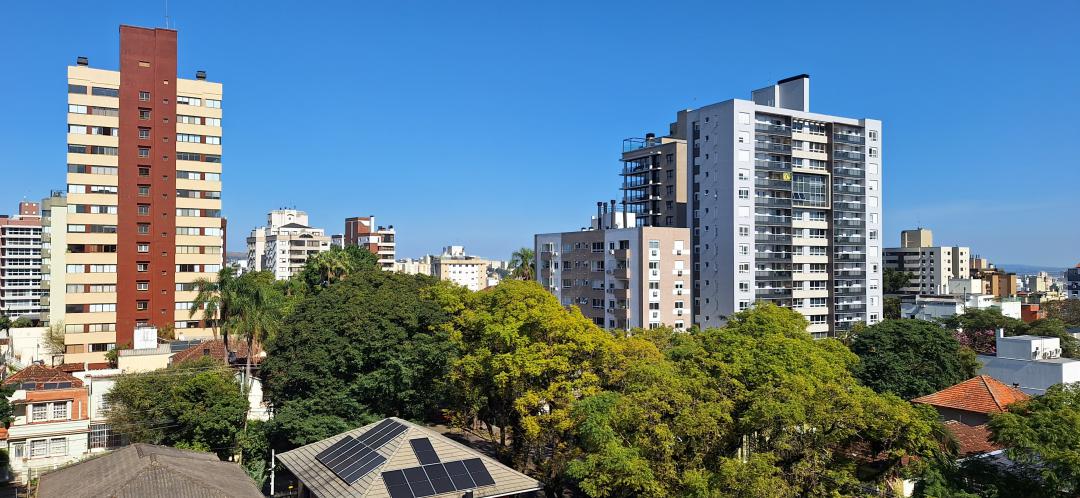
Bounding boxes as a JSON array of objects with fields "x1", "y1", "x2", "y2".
[
  {"x1": 36, "y1": 443, "x2": 262, "y2": 498},
  {"x1": 2, "y1": 364, "x2": 83, "y2": 389},
  {"x1": 278, "y1": 417, "x2": 540, "y2": 498},
  {"x1": 170, "y1": 338, "x2": 263, "y2": 366},
  {"x1": 943, "y1": 421, "x2": 1002, "y2": 457},
  {"x1": 912, "y1": 375, "x2": 1029, "y2": 414}
]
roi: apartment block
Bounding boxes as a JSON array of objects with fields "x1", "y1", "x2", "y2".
[
  {"x1": 431, "y1": 246, "x2": 491, "y2": 292},
  {"x1": 344, "y1": 216, "x2": 396, "y2": 270},
  {"x1": 0, "y1": 202, "x2": 45, "y2": 322},
  {"x1": 968, "y1": 255, "x2": 1018, "y2": 298},
  {"x1": 63, "y1": 26, "x2": 223, "y2": 362},
  {"x1": 1067, "y1": 265, "x2": 1080, "y2": 299},
  {"x1": 40, "y1": 192, "x2": 68, "y2": 327},
  {"x1": 536, "y1": 207, "x2": 691, "y2": 330},
  {"x1": 621, "y1": 126, "x2": 687, "y2": 228},
  {"x1": 686, "y1": 75, "x2": 883, "y2": 338},
  {"x1": 247, "y1": 209, "x2": 330, "y2": 280},
  {"x1": 883, "y1": 228, "x2": 970, "y2": 296}
]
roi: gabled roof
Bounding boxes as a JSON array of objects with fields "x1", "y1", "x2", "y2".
[
  {"x1": 278, "y1": 417, "x2": 541, "y2": 498},
  {"x1": 280, "y1": 222, "x2": 311, "y2": 229},
  {"x1": 944, "y1": 421, "x2": 1003, "y2": 457},
  {"x1": 2, "y1": 364, "x2": 83, "y2": 388},
  {"x1": 170, "y1": 338, "x2": 262, "y2": 366},
  {"x1": 37, "y1": 443, "x2": 263, "y2": 498},
  {"x1": 912, "y1": 375, "x2": 1030, "y2": 414}
]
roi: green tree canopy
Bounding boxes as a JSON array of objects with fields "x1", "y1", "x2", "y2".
[
  {"x1": 940, "y1": 308, "x2": 1026, "y2": 354},
  {"x1": 989, "y1": 383, "x2": 1080, "y2": 496},
  {"x1": 261, "y1": 269, "x2": 455, "y2": 449},
  {"x1": 850, "y1": 319, "x2": 980, "y2": 400},
  {"x1": 104, "y1": 357, "x2": 248, "y2": 459},
  {"x1": 11, "y1": 317, "x2": 31, "y2": 328},
  {"x1": 508, "y1": 247, "x2": 535, "y2": 280},
  {"x1": 884, "y1": 268, "x2": 914, "y2": 295},
  {"x1": 1042, "y1": 299, "x2": 1080, "y2": 327},
  {"x1": 295, "y1": 245, "x2": 379, "y2": 292},
  {"x1": 1022, "y1": 318, "x2": 1079, "y2": 358}
]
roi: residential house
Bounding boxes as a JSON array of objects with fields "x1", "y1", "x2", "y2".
[
  {"x1": 278, "y1": 417, "x2": 541, "y2": 498},
  {"x1": 912, "y1": 375, "x2": 1029, "y2": 426},
  {"x1": 36, "y1": 443, "x2": 262, "y2": 498},
  {"x1": 0, "y1": 364, "x2": 91, "y2": 483}
]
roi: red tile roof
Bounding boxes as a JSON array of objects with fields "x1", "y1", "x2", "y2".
[
  {"x1": 0, "y1": 427, "x2": 9, "y2": 440},
  {"x1": 2, "y1": 364, "x2": 84, "y2": 388},
  {"x1": 944, "y1": 421, "x2": 1002, "y2": 456},
  {"x1": 56, "y1": 362, "x2": 112, "y2": 373},
  {"x1": 170, "y1": 338, "x2": 262, "y2": 366},
  {"x1": 912, "y1": 375, "x2": 1029, "y2": 414}
]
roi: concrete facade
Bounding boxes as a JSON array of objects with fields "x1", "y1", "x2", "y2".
[
  {"x1": 431, "y1": 246, "x2": 491, "y2": 292},
  {"x1": 247, "y1": 209, "x2": 331, "y2": 281},
  {"x1": 686, "y1": 75, "x2": 882, "y2": 338},
  {"x1": 884, "y1": 228, "x2": 970, "y2": 296},
  {"x1": 0, "y1": 202, "x2": 45, "y2": 322},
  {"x1": 978, "y1": 333, "x2": 1080, "y2": 395}
]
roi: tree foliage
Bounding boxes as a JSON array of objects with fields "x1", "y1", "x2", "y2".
[
  {"x1": 884, "y1": 296, "x2": 902, "y2": 320},
  {"x1": 295, "y1": 245, "x2": 379, "y2": 292},
  {"x1": 43, "y1": 321, "x2": 66, "y2": 355},
  {"x1": 11, "y1": 317, "x2": 31, "y2": 328},
  {"x1": 104, "y1": 357, "x2": 248, "y2": 459},
  {"x1": 508, "y1": 247, "x2": 535, "y2": 280},
  {"x1": 1043, "y1": 299, "x2": 1080, "y2": 327},
  {"x1": 851, "y1": 319, "x2": 980, "y2": 400},
  {"x1": 940, "y1": 308, "x2": 1025, "y2": 355},
  {"x1": 988, "y1": 383, "x2": 1080, "y2": 496},
  {"x1": 884, "y1": 268, "x2": 914, "y2": 295},
  {"x1": 261, "y1": 269, "x2": 455, "y2": 449}
]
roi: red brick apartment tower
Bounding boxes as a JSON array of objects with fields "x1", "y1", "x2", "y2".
[
  {"x1": 116, "y1": 26, "x2": 177, "y2": 347},
  {"x1": 344, "y1": 216, "x2": 396, "y2": 270},
  {"x1": 65, "y1": 26, "x2": 223, "y2": 362}
]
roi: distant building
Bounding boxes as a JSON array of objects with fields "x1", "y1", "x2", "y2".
[
  {"x1": 1067, "y1": 264, "x2": 1080, "y2": 299},
  {"x1": 912, "y1": 375, "x2": 1029, "y2": 426},
  {"x1": 247, "y1": 209, "x2": 331, "y2": 280},
  {"x1": 978, "y1": 331, "x2": 1080, "y2": 395},
  {"x1": 883, "y1": 228, "x2": 970, "y2": 296},
  {"x1": 901, "y1": 293, "x2": 1021, "y2": 321},
  {"x1": 1, "y1": 364, "x2": 90, "y2": 483},
  {"x1": 277, "y1": 417, "x2": 541, "y2": 498},
  {"x1": 36, "y1": 444, "x2": 263, "y2": 498},
  {"x1": 432, "y1": 246, "x2": 491, "y2": 292},
  {"x1": 394, "y1": 256, "x2": 432, "y2": 276},
  {"x1": 344, "y1": 216, "x2": 395, "y2": 271},
  {"x1": 1024, "y1": 272, "x2": 1056, "y2": 293},
  {"x1": 969, "y1": 255, "x2": 1018, "y2": 298},
  {"x1": 0, "y1": 201, "x2": 45, "y2": 322},
  {"x1": 620, "y1": 127, "x2": 688, "y2": 228},
  {"x1": 331, "y1": 234, "x2": 344, "y2": 249},
  {"x1": 535, "y1": 207, "x2": 692, "y2": 331},
  {"x1": 40, "y1": 192, "x2": 67, "y2": 328}
]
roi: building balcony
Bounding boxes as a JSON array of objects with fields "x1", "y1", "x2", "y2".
[
  {"x1": 755, "y1": 160, "x2": 792, "y2": 171},
  {"x1": 607, "y1": 267, "x2": 630, "y2": 279},
  {"x1": 755, "y1": 233, "x2": 791, "y2": 243},
  {"x1": 609, "y1": 249, "x2": 630, "y2": 259},
  {"x1": 833, "y1": 151, "x2": 865, "y2": 161},
  {"x1": 833, "y1": 133, "x2": 865, "y2": 145},
  {"x1": 755, "y1": 122, "x2": 791, "y2": 135},
  {"x1": 755, "y1": 197, "x2": 793, "y2": 207},
  {"x1": 623, "y1": 137, "x2": 664, "y2": 153},
  {"x1": 833, "y1": 185, "x2": 865, "y2": 194},
  {"x1": 754, "y1": 178, "x2": 791, "y2": 189},
  {"x1": 833, "y1": 166, "x2": 865, "y2": 178},
  {"x1": 755, "y1": 141, "x2": 792, "y2": 153}
]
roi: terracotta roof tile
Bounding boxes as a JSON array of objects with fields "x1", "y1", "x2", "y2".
[
  {"x1": 170, "y1": 338, "x2": 262, "y2": 366},
  {"x1": 2, "y1": 364, "x2": 83, "y2": 388},
  {"x1": 944, "y1": 421, "x2": 1002, "y2": 456},
  {"x1": 912, "y1": 375, "x2": 1029, "y2": 414},
  {"x1": 56, "y1": 362, "x2": 112, "y2": 373}
]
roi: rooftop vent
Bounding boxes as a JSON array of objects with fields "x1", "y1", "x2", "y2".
[
  {"x1": 195, "y1": 70, "x2": 206, "y2": 80},
  {"x1": 76, "y1": 56, "x2": 88, "y2": 66}
]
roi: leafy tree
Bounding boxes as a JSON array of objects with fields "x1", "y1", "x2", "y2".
[
  {"x1": 104, "y1": 357, "x2": 248, "y2": 459},
  {"x1": 884, "y1": 268, "x2": 914, "y2": 295},
  {"x1": 884, "y1": 296, "x2": 902, "y2": 320},
  {"x1": 850, "y1": 319, "x2": 980, "y2": 399},
  {"x1": 261, "y1": 270, "x2": 454, "y2": 449},
  {"x1": 508, "y1": 247, "x2": 535, "y2": 280},
  {"x1": 191, "y1": 267, "x2": 243, "y2": 355},
  {"x1": 11, "y1": 317, "x2": 31, "y2": 328},
  {"x1": 0, "y1": 384, "x2": 14, "y2": 425},
  {"x1": 1042, "y1": 299, "x2": 1080, "y2": 327},
  {"x1": 238, "y1": 420, "x2": 271, "y2": 487},
  {"x1": 0, "y1": 315, "x2": 10, "y2": 334},
  {"x1": 296, "y1": 245, "x2": 378, "y2": 291},
  {"x1": 227, "y1": 271, "x2": 282, "y2": 397},
  {"x1": 941, "y1": 308, "x2": 1025, "y2": 354},
  {"x1": 43, "y1": 321, "x2": 66, "y2": 355},
  {"x1": 989, "y1": 383, "x2": 1080, "y2": 496}
]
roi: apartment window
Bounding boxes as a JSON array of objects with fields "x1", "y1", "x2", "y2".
[
  {"x1": 138, "y1": 185, "x2": 150, "y2": 196},
  {"x1": 739, "y1": 281, "x2": 749, "y2": 292},
  {"x1": 137, "y1": 224, "x2": 150, "y2": 235},
  {"x1": 31, "y1": 440, "x2": 47, "y2": 458},
  {"x1": 137, "y1": 263, "x2": 149, "y2": 272},
  {"x1": 738, "y1": 112, "x2": 750, "y2": 125},
  {"x1": 137, "y1": 243, "x2": 149, "y2": 253},
  {"x1": 737, "y1": 131, "x2": 749, "y2": 143},
  {"x1": 137, "y1": 204, "x2": 150, "y2": 216},
  {"x1": 738, "y1": 189, "x2": 749, "y2": 199},
  {"x1": 136, "y1": 301, "x2": 148, "y2": 311},
  {"x1": 138, "y1": 166, "x2": 150, "y2": 177},
  {"x1": 137, "y1": 281, "x2": 149, "y2": 291},
  {"x1": 138, "y1": 90, "x2": 150, "y2": 101},
  {"x1": 91, "y1": 87, "x2": 119, "y2": 97},
  {"x1": 32, "y1": 404, "x2": 48, "y2": 421},
  {"x1": 738, "y1": 225, "x2": 750, "y2": 237},
  {"x1": 810, "y1": 298, "x2": 827, "y2": 308},
  {"x1": 738, "y1": 168, "x2": 750, "y2": 180},
  {"x1": 139, "y1": 127, "x2": 150, "y2": 139},
  {"x1": 809, "y1": 280, "x2": 827, "y2": 290},
  {"x1": 139, "y1": 108, "x2": 151, "y2": 120},
  {"x1": 68, "y1": 84, "x2": 87, "y2": 94},
  {"x1": 869, "y1": 147, "x2": 878, "y2": 158},
  {"x1": 68, "y1": 104, "x2": 88, "y2": 114},
  {"x1": 738, "y1": 244, "x2": 749, "y2": 256},
  {"x1": 738, "y1": 263, "x2": 750, "y2": 273},
  {"x1": 52, "y1": 402, "x2": 69, "y2": 420},
  {"x1": 176, "y1": 96, "x2": 202, "y2": 106},
  {"x1": 206, "y1": 99, "x2": 221, "y2": 108},
  {"x1": 737, "y1": 206, "x2": 750, "y2": 217},
  {"x1": 739, "y1": 301, "x2": 750, "y2": 311},
  {"x1": 138, "y1": 147, "x2": 150, "y2": 158},
  {"x1": 206, "y1": 136, "x2": 221, "y2": 145},
  {"x1": 868, "y1": 130, "x2": 878, "y2": 141}
]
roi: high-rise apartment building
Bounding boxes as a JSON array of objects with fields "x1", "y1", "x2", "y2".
[
  {"x1": 0, "y1": 202, "x2": 45, "y2": 321},
  {"x1": 344, "y1": 216, "x2": 395, "y2": 270},
  {"x1": 536, "y1": 206, "x2": 692, "y2": 330},
  {"x1": 621, "y1": 125, "x2": 688, "y2": 228},
  {"x1": 247, "y1": 209, "x2": 331, "y2": 280},
  {"x1": 64, "y1": 26, "x2": 223, "y2": 362},
  {"x1": 883, "y1": 228, "x2": 970, "y2": 296},
  {"x1": 686, "y1": 75, "x2": 883, "y2": 337},
  {"x1": 41, "y1": 192, "x2": 68, "y2": 327},
  {"x1": 431, "y1": 246, "x2": 491, "y2": 292}
]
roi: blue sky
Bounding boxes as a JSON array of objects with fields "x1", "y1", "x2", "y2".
[{"x1": 1, "y1": 1, "x2": 1077, "y2": 266}]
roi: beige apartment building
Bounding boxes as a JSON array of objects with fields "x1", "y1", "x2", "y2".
[
  {"x1": 536, "y1": 208, "x2": 691, "y2": 330},
  {"x1": 431, "y1": 246, "x2": 491, "y2": 291},
  {"x1": 883, "y1": 228, "x2": 970, "y2": 296},
  {"x1": 621, "y1": 126, "x2": 688, "y2": 228},
  {"x1": 62, "y1": 26, "x2": 223, "y2": 363}
]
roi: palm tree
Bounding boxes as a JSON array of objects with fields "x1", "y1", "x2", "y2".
[
  {"x1": 190, "y1": 267, "x2": 241, "y2": 357},
  {"x1": 509, "y1": 247, "x2": 536, "y2": 281},
  {"x1": 227, "y1": 275, "x2": 280, "y2": 399}
]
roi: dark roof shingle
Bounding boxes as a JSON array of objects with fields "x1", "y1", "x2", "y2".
[{"x1": 2, "y1": 364, "x2": 83, "y2": 388}]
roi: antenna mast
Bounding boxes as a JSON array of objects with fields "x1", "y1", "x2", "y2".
[{"x1": 164, "y1": 0, "x2": 171, "y2": 29}]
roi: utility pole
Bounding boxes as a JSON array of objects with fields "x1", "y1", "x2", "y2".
[{"x1": 270, "y1": 448, "x2": 275, "y2": 495}]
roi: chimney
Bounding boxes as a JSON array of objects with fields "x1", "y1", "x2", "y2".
[
  {"x1": 76, "y1": 56, "x2": 88, "y2": 66},
  {"x1": 596, "y1": 202, "x2": 603, "y2": 229},
  {"x1": 610, "y1": 200, "x2": 617, "y2": 228},
  {"x1": 195, "y1": 70, "x2": 206, "y2": 80}
]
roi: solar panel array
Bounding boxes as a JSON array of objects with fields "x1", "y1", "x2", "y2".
[
  {"x1": 409, "y1": 438, "x2": 440, "y2": 465},
  {"x1": 316, "y1": 419, "x2": 408, "y2": 485},
  {"x1": 382, "y1": 458, "x2": 496, "y2": 498}
]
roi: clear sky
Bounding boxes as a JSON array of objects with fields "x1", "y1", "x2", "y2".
[{"x1": 1, "y1": 1, "x2": 1077, "y2": 266}]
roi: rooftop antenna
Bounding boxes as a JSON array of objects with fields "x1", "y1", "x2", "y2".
[{"x1": 164, "y1": 0, "x2": 171, "y2": 29}]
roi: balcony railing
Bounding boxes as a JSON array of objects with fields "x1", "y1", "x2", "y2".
[
  {"x1": 755, "y1": 141, "x2": 792, "y2": 153},
  {"x1": 833, "y1": 133, "x2": 865, "y2": 145},
  {"x1": 755, "y1": 122, "x2": 791, "y2": 134},
  {"x1": 755, "y1": 160, "x2": 791, "y2": 171}
]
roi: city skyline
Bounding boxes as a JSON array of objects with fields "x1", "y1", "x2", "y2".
[{"x1": 1, "y1": 1, "x2": 1077, "y2": 266}]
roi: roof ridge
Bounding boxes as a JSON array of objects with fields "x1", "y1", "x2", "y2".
[{"x1": 153, "y1": 454, "x2": 235, "y2": 496}]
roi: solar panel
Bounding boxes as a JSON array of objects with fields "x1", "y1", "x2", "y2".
[
  {"x1": 409, "y1": 438, "x2": 440, "y2": 465},
  {"x1": 316, "y1": 420, "x2": 409, "y2": 485},
  {"x1": 381, "y1": 458, "x2": 497, "y2": 498}
]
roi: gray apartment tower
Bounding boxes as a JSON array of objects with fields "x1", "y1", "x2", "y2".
[{"x1": 686, "y1": 75, "x2": 884, "y2": 338}]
